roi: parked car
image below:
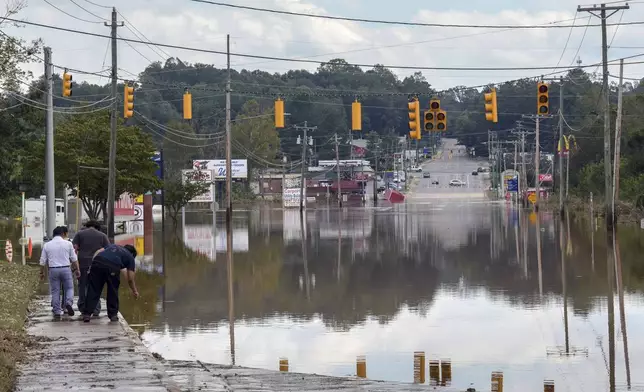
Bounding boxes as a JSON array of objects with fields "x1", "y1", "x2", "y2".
[
  {"x1": 431, "y1": 180, "x2": 439, "y2": 185},
  {"x1": 423, "y1": 172, "x2": 431, "y2": 178},
  {"x1": 471, "y1": 171, "x2": 478, "y2": 176},
  {"x1": 449, "y1": 179, "x2": 466, "y2": 187}
]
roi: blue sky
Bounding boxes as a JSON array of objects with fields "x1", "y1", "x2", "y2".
[{"x1": 4, "y1": 0, "x2": 643, "y2": 90}]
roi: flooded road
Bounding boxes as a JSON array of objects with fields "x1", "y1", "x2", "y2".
[{"x1": 3, "y1": 203, "x2": 644, "y2": 391}]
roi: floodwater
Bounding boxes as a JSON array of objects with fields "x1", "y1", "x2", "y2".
[{"x1": 3, "y1": 203, "x2": 644, "y2": 391}]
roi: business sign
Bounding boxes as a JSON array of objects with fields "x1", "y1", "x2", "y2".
[
  {"x1": 152, "y1": 151, "x2": 163, "y2": 180},
  {"x1": 182, "y1": 169, "x2": 214, "y2": 203},
  {"x1": 115, "y1": 193, "x2": 135, "y2": 216},
  {"x1": 539, "y1": 173, "x2": 553, "y2": 182},
  {"x1": 193, "y1": 159, "x2": 248, "y2": 179},
  {"x1": 507, "y1": 178, "x2": 518, "y2": 192},
  {"x1": 283, "y1": 188, "x2": 304, "y2": 208}
]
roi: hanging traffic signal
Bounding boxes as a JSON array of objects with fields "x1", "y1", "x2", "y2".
[
  {"x1": 275, "y1": 98, "x2": 284, "y2": 128},
  {"x1": 537, "y1": 82, "x2": 549, "y2": 115},
  {"x1": 436, "y1": 109, "x2": 447, "y2": 131},
  {"x1": 424, "y1": 110, "x2": 434, "y2": 132},
  {"x1": 408, "y1": 98, "x2": 421, "y2": 140},
  {"x1": 62, "y1": 72, "x2": 72, "y2": 97},
  {"x1": 123, "y1": 83, "x2": 134, "y2": 118},
  {"x1": 183, "y1": 89, "x2": 192, "y2": 120},
  {"x1": 484, "y1": 88, "x2": 498, "y2": 123},
  {"x1": 352, "y1": 100, "x2": 362, "y2": 131}
]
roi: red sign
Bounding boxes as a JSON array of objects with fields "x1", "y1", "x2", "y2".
[
  {"x1": 538, "y1": 174, "x2": 553, "y2": 182},
  {"x1": 115, "y1": 193, "x2": 135, "y2": 216}
]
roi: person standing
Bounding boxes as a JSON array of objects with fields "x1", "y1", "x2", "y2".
[
  {"x1": 39, "y1": 226, "x2": 80, "y2": 320},
  {"x1": 72, "y1": 220, "x2": 110, "y2": 316},
  {"x1": 83, "y1": 244, "x2": 139, "y2": 323}
]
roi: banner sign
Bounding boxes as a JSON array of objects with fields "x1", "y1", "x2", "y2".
[{"x1": 193, "y1": 159, "x2": 248, "y2": 179}]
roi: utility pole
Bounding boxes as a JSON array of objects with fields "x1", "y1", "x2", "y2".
[
  {"x1": 578, "y1": 2, "x2": 629, "y2": 227},
  {"x1": 613, "y1": 58, "x2": 625, "y2": 221},
  {"x1": 514, "y1": 141, "x2": 518, "y2": 205},
  {"x1": 535, "y1": 116, "x2": 541, "y2": 211},
  {"x1": 558, "y1": 76, "x2": 565, "y2": 218},
  {"x1": 295, "y1": 122, "x2": 317, "y2": 213},
  {"x1": 44, "y1": 47, "x2": 55, "y2": 239},
  {"x1": 335, "y1": 134, "x2": 342, "y2": 207},
  {"x1": 105, "y1": 8, "x2": 122, "y2": 241},
  {"x1": 225, "y1": 34, "x2": 232, "y2": 224}
]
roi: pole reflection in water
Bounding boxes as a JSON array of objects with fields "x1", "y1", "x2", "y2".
[
  {"x1": 613, "y1": 230, "x2": 631, "y2": 388},
  {"x1": 337, "y1": 216, "x2": 341, "y2": 283},
  {"x1": 536, "y1": 212, "x2": 543, "y2": 296},
  {"x1": 560, "y1": 218, "x2": 569, "y2": 354},
  {"x1": 300, "y1": 212, "x2": 310, "y2": 301},
  {"x1": 226, "y1": 211, "x2": 236, "y2": 366},
  {"x1": 607, "y1": 229, "x2": 615, "y2": 392}
]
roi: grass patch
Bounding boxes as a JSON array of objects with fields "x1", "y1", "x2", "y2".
[{"x1": 0, "y1": 263, "x2": 39, "y2": 392}]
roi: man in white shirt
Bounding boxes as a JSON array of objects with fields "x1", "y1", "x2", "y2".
[{"x1": 40, "y1": 226, "x2": 81, "y2": 320}]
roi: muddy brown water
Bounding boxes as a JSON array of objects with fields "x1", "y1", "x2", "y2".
[{"x1": 3, "y1": 203, "x2": 644, "y2": 391}]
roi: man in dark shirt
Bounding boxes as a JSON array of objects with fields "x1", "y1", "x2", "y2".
[
  {"x1": 73, "y1": 220, "x2": 110, "y2": 316},
  {"x1": 82, "y1": 244, "x2": 139, "y2": 323}
]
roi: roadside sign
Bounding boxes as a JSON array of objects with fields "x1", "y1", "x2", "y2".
[
  {"x1": 5, "y1": 240, "x2": 13, "y2": 262},
  {"x1": 528, "y1": 192, "x2": 537, "y2": 204},
  {"x1": 507, "y1": 178, "x2": 518, "y2": 192}
]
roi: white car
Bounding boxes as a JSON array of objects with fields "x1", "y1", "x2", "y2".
[
  {"x1": 449, "y1": 179, "x2": 466, "y2": 187},
  {"x1": 410, "y1": 166, "x2": 423, "y2": 172}
]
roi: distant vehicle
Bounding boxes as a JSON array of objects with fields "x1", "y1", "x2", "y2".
[
  {"x1": 471, "y1": 171, "x2": 478, "y2": 176},
  {"x1": 410, "y1": 166, "x2": 423, "y2": 173},
  {"x1": 431, "y1": 180, "x2": 439, "y2": 185},
  {"x1": 423, "y1": 172, "x2": 431, "y2": 178},
  {"x1": 449, "y1": 179, "x2": 466, "y2": 187}
]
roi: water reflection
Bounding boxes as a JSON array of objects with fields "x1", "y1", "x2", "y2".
[{"x1": 82, "y1": 205, "x2": 644, "y2": 391}]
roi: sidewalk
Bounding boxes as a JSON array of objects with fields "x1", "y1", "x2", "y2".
[{"x1": 15, "y1": 297, "x2": 185, "y2": 391}]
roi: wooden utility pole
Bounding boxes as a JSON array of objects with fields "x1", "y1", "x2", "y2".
[
  {"x1": 335, "y1": 134, "x2": 342, "y2": 207},
  {"x1": 558, "y1": 76, "x2": 565, "y2": 218},
  {"x1": 613, "y1": 59, "x2": 624, "y2": 221},
  {"x1": 225, "y1": 34, "x2": 232, "y2": 224},
  {"x1": 578, "y1": 2, "x2": 629, "y2": 227},
  {"x1": 295, "y1": 122, "x2": 317, "y2": 213}
]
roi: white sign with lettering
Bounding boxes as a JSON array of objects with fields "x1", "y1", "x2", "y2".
[{"x1": 193, "y1": 159, "x2": 248, "y2": 179}]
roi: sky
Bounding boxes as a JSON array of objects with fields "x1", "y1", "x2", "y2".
[{"x1": 3, "y1": 0, "x2": 644, "y2": 90}]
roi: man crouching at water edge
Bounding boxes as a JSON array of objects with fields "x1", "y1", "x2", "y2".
[
  {"x1": 82, "y1": 244, "x2": 140, "y2": 323},
  {"x1": 39, "y1": 226, "x2": 81, "y2": 320}
]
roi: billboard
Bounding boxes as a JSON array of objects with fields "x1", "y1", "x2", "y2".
[
  {"x1": 182, "y1": 169, "x2": 214, "y2": 203},
  {"x1": 193, "y1": 159, "x2": 248, "y2": 179},
  {"x1": 283, "y1": 188, "x2": 303, "y2": 208}
]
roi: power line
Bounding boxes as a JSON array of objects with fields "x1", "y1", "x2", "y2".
[
  {"x1": 42, "y1": 0, "x2": 102, "y2": 24},
  {"x1": 117, "y1": 9, "x2": 172, "y2": 60},
  {"x1": 81, "y1": 0, "x2": 110, "y2": 9},
  {"x1": 68, "y1": 0, "x2": 109, "y2": 22},
  {"x1": 190, "y1": 0, "x2": 644, "y2": 29},
  {"x1": 7, "y1": 17, "x2": 644, "y2": 72}
]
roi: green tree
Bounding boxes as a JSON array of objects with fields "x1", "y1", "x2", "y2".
[
  {"x1": 28, "y1": 111, "x2": 161, "y2": 220},
  {"x1": 163, "y1": 171, "x2": 211, "y2": 227}
]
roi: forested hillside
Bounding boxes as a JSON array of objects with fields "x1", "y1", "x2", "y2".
[{"x1": 3, "y1": 52, "x2": 644, "y2": 215}]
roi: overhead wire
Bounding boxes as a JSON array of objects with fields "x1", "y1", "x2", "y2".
[
  {"x1": 6, "y1": 17, "x2": 644, "y2": 72},
  {"x1": 68, "y1": 0, "x2": 109, "y2": 21},
  {"x1": 116, "y1": 9, "x2": 172, "y2": 60},
  {"x1": 190, "y1": 0, "x2": 643, "y2": 29},
  {"x1": 42, "y1": 0, "x2": 103, "y2": 24},
  {"x1": 81, "y1": 0, "x2": 110, "y2": 9}
]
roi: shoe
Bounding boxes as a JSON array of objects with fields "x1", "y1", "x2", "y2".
[
  {"x1": 92, "y1": 311, "x2": 100, "y2": 317},
  {"x1": 53, "y1": 314, "x2": 61, "y2": 321},
  {"x1": 83, "y1": 314, "x2": 91, "y2": 323},
  {"x1": 65, "y1": 304, "x2": 75, "y2": 316},
  {"x1": 109, "y1": 315, "x2": 119, "y2": 322}
]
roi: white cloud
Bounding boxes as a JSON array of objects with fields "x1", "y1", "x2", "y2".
[{"x1": 5, "y1": 0, "x2": 644, "y2": 90}]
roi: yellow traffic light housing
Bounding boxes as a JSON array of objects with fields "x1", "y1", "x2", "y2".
[
  {"x1": 484, "y1": 88, "x2": 498, "y2": 123},
  {"x1": 436, "y1": 110, "x2": 447, "y2": 131},
  {"x1": 351, "y1": 100, "x2": 362, "y2": 131},
  {"x1": 408, "y1": 98, "x2": 421, "y2": 140},
  {"x1": 424, "y1": 111, "x2": 434, "y2": 132},
  {"x1": 275, "y1": 98, "x2": 285, "y2": 128},
  {"x1": 429, "y1": 99, "x2": 440, "y2": 112},
  {"x1": 123, "y1": 84, "x2": 134, "y2": 118},
  {"x1": 183, "y1": 89, "x2": 192, "y2": 120},
  {"x1": 62, "y1": 72, "x2": 72, "y2": 97},
  {"x1": 537, "y1": 82, "x2": 549, "y2": 115}
]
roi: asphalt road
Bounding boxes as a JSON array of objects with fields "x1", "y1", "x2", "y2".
[{"x1": 408, "y1": 140, "x2": 490, "y2": 201}]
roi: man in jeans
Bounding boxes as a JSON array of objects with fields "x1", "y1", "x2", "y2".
[
  {"x1": 73, "y1": 220, "x2": 110, "y2": 316},
  {"x1": 40, "y1": 226, "x2": 81, "y2": 320},
  {"x1": 83, "y1": 244, "x2": 139, "y2": 323}
]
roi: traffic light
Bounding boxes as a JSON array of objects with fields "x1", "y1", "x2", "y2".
[
  {"x1": 123, "y1": 83, "x2": 134, "y2": 118},
  {"x1": 275, "y1": 98, "x2": 284, "y2": 128},
  {"x1": 424, "y1": 110, "x2": 434, "y2": 132},
  {"x1": 408, "y1": 98, "x2": 421, "y2": 140},
  {"x1": 436, "y1": 109, "x2": 447, "y2": 131},
  {"x1": 484, "y1": 88, "x2": 498, "y2": 123},
  {"x1": 429, "y1": 98, "x2": 440, "y2": 112},
  {"x1": 62, "y1": 72, "x2": 72, "y2": 97},
  {"x1": 537, "y1": 82, "x2": 549, "y2": 115},
  {"x1": 183, "y1": 89, "x2": 192, "y2": 120},
  {"x1": 351, "y1": 100, "x2": 362, "y2": 131}
]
